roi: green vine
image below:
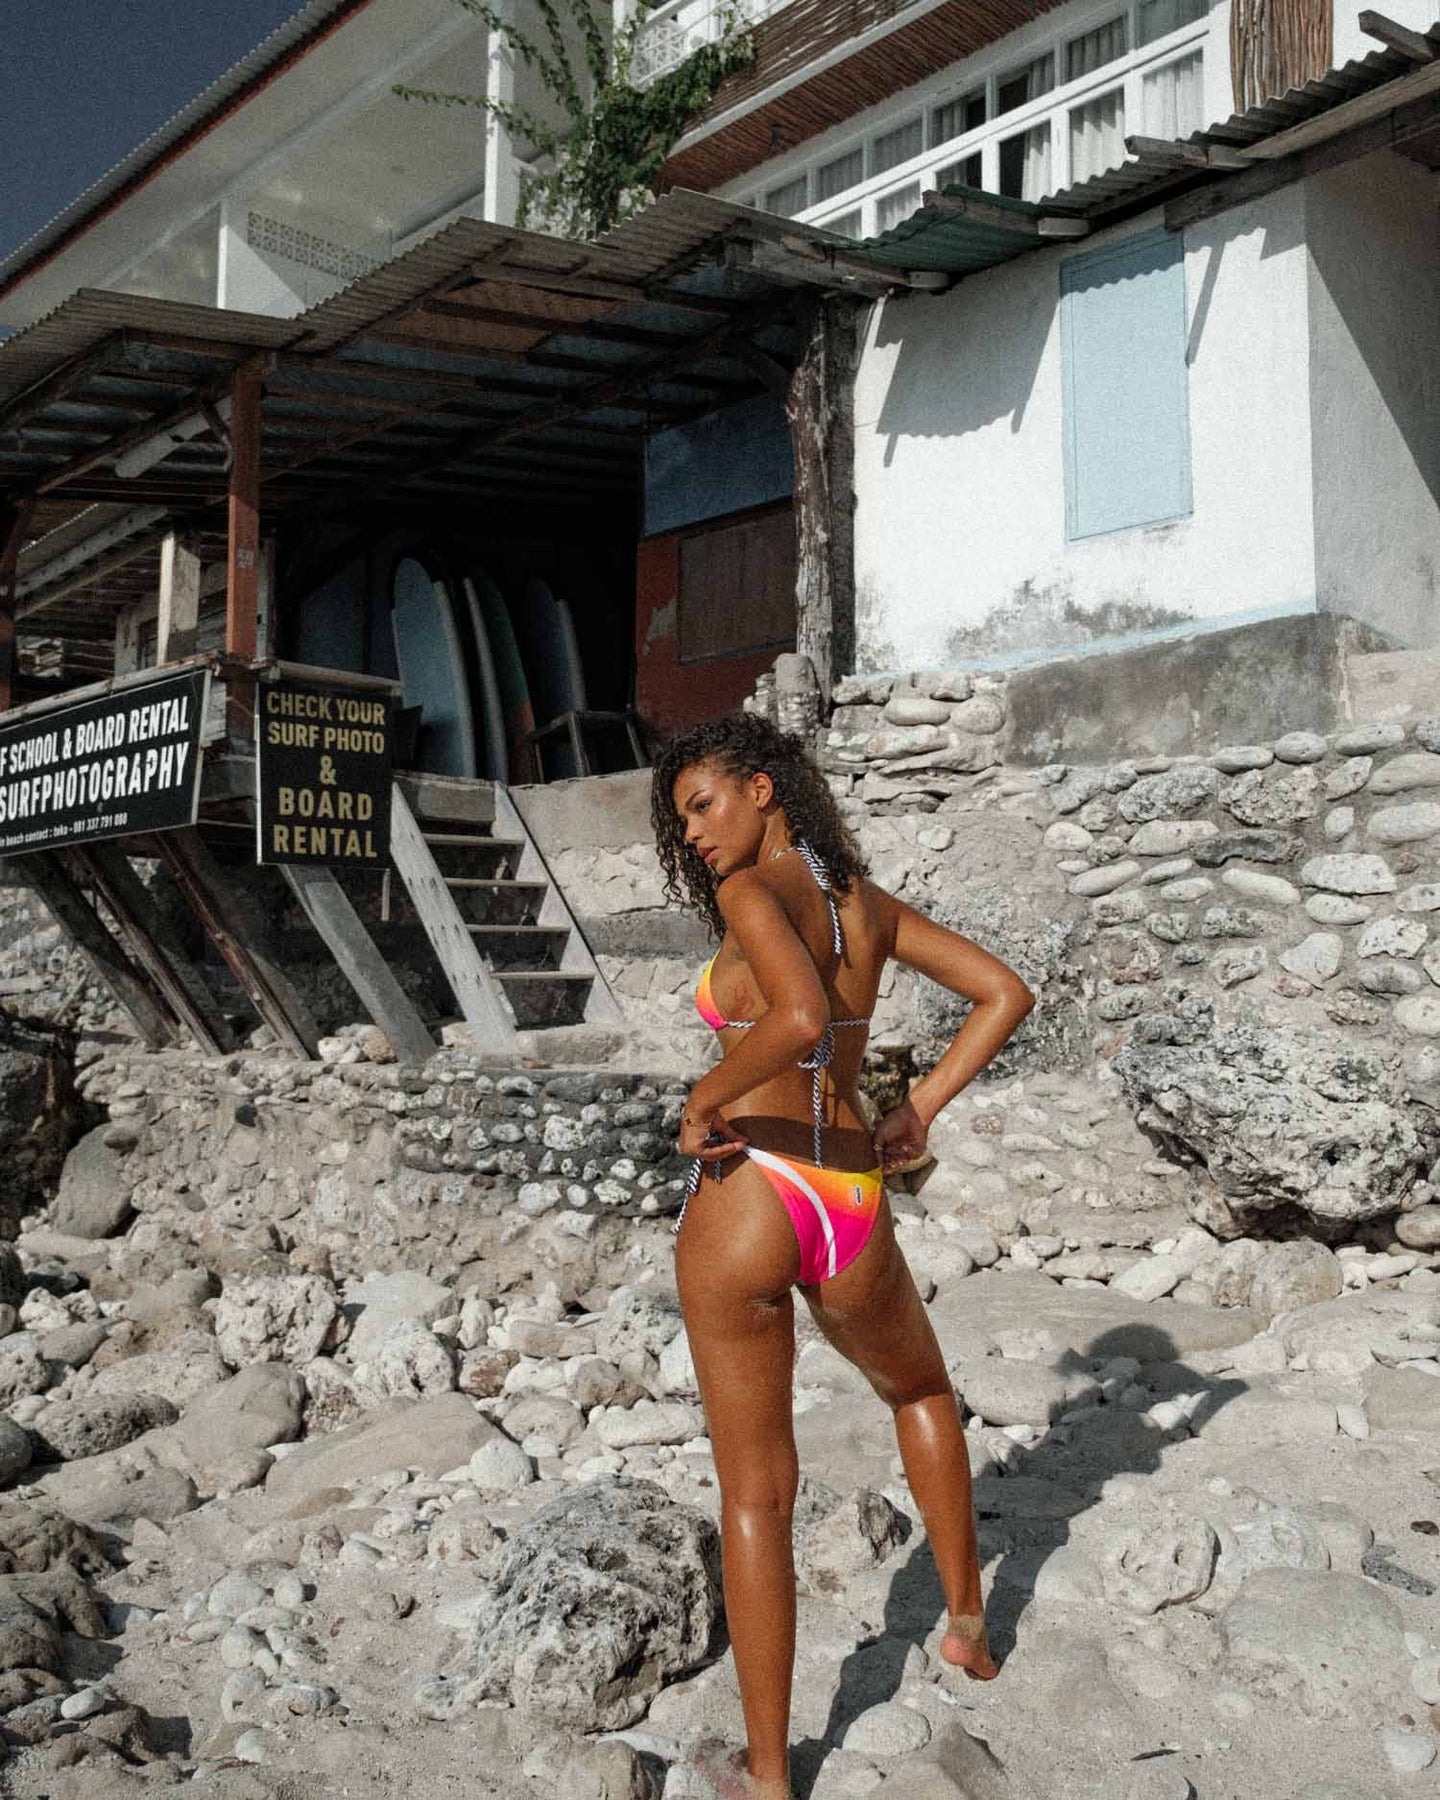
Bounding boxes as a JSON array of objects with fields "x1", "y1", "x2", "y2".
[{"x1": 396, "y1": 0, "x2": 756, "y2": 239}]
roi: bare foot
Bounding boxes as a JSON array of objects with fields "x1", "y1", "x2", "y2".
[
  {"x1": 693, "y1": 1738, "x2": 794, "y2": 1800},
  {"x1": 940, "y1": 1612, "x2": 1001, "y2": 1680}
]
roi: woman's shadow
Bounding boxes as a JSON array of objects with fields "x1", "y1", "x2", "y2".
[{"x1": 788, "y1": 1323, "x2": 1246, "y2": 1798}]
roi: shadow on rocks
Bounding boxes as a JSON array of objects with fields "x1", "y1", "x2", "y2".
[{"x1": 790, "y1": 1324, "x2": 1246, "y2": 1797}]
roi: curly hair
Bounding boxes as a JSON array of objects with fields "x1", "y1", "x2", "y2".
[{"x1": 650, "y1": 713, "x2": 869, "y2": 940}]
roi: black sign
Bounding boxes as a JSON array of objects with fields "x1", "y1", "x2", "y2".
[
  {"x1": 0, "y1": 668, "x2": 207, "y2": 856},
  {"x1": 256, "y1": 680, "x2": 392, "y2": 867}
]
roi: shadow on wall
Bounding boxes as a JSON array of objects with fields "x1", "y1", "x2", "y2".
[{"x1": 870, "y1": 258, "x2": 1055, "y2": 460}]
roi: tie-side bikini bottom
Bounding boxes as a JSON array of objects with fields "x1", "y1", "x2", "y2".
[{"x1": 741, "y1": 1145, "x2": 884, "y2": 1285}]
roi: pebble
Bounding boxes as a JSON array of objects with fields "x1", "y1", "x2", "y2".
[
  {"x1": 233, "y1": 1728, "x2": 274, "y2": 1764},
  {"x1": 467, "y1": 1436, "x2": 536, "y2": 1491},
  {"x1": 58, "y1": 1686, "x2": 107, "y2": 1721}
]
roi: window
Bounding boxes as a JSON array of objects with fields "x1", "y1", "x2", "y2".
[
  {"x1": 814, "y1": 148, "x2": 864, "y2": 203},
  {"x1": 763, "y1": 175, "x2": 809, "y2": 217},
  {"x1": 937, "y1": 152, "x2": 983, "y2": 190},
  {"x1": 1137, "y1": 0, "x2": 1207, "y2": 45},
  {"x1": 824, "y1": 210, "x2": 863, "y2": 239},
  {"x1": 1142, "y1": 50, "x2": 1205, "y2": 137},
  {"x1": 996, "y1": 54, "x2": 1054, "y2": 116},
  {"x1": 872, "y1": 118, "x2": 923, "y2": 174},
  {"x1": 1061, "y1": 228, "x2": 1192, "y2": 539},
  {"x1": 1069, "y1": 87, "x2": 1126, "y2": 184},
  {"x1": 678, "y1": 509, "x2": 797, "y2": 662},
  {"x1": 932, "y1": 88, "x2": 987, "y2": 144},
  {"x1": 998, "y1": 122, "x2": 1051, "y2": 199},
  {"x1": 876, "y1": 183, "x2": 922, "y2": 231},
  {"x1": 1066, "y1": 16, "x2": 1128, "y2": 79}
]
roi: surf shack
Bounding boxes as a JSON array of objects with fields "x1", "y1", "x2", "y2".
[{"x1": 0, "y1": 197, "x2": 902, "y2": 1061}]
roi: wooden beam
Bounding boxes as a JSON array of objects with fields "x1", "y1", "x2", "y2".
[
  {"x1": 1359, "y1": 10, "x2": 1436, "y2": 61},
  {"x1": 72, "y1": 843, "x2": 234, "y2": 1054},
  {"x1": 0, "y1": 499, "x2": 33, "y2": 712},
  {"x1": 278, "y1": 864, "x2": 435, "y2": 1064},
  {"x1": 156, "y1": 532, "x2": 202, "y2": 662},
  {"x1": 786, "y1": 295, "x2": 856, "y2": 702},
  {"x1": 225, "y1": 361, "x2": 263, "y2": 663},
  {"x1": 1167, "y1": 87, "x2": 1440, "y2": 228},
  {"x1": 1123, "y1": 135, "x2": 1254, "y2": 169},
  {"x1": 8, "y1": 850, "x2": 175, "y2": 1048},
  {"x1": 1244, "y1": 50, "x2": 1440, "y2": 160},
  {"x1": 155, "y1": 829, "x2": 320, "y2": 1058}
]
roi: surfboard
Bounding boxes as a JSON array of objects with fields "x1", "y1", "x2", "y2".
[
  {"x1": 470, "y1": 569, "x2": 536, "y2": 782},
  {"x1": 522, "y1": 575, "x2": 589, "y2": 779},
  {"x1": 390, "y1": 554, "x2": 477, "y2": 778},
  {"x1": 459, "y1": 571, "x2": 509, "y2": 783}
]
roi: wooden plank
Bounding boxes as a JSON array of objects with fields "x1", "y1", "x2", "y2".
[
  {"x1": 388, "y1": 784, "x2": 517, "y2": 1051},
  {"x1": 6, "y1": 851, "x2": 175, "y2": 1048},
  {"x1": 157, "y1": 533, "x2": 202, "y2": 663},
  {"x1": 1359, "y1": 11, "x2": 1436, "y2": 61},
  {"x1": 154, "y1": 830, "x2": 319, "y2": 1058},
  {"x1": 279, "y1": 864, "x2": 435, "y2": 1064},
  {"x1": 225, "y1": 362, "x2": 263, "y2": 662},
  {"x1": 73, "y1": 843, "x2": 234, "y2": 1054}
]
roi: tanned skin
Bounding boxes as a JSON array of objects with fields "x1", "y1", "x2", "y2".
[{"x1": 670, "y1": 758, "x2": 1035, "y2": 1800}]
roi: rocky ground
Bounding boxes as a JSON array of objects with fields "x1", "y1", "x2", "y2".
[{"x1": 0, "y1": 1055, "x2": 1434, "y2": 1800}]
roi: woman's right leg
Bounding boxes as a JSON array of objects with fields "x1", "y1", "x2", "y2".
[{"x1": 798, "y1": 1201, "x2": 998, "y2": 1677}]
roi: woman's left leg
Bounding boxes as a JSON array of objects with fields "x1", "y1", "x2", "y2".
[{"x1": 675, "y1": 1158, "x2": 803, "y2": 1798}]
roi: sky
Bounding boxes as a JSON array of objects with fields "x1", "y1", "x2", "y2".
[{"x1": 0, "y1": 0, "x2": 303, "y2": 265}]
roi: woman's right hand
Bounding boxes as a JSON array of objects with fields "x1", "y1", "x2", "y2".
[{"x1": 874, "y1": 1098, "x2": 930, "y2": 1175}]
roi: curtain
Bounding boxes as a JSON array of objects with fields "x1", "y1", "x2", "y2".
[
  {"x1": 1021, "y1": 124, "x2": 1052, "y2": 201},
  {"x1": 1069, "y1": 89, "x2": 1125, "y2": 185},
  {"x1": 1138, "y1": 0, "x2": 1207, "y2": 47},
  {"x1": 1067, "y1": 16, "x2": 1128, "y2": 80},
  {"x1": 1142, "y1": 51, "x2": 1205, "y2": 138}
]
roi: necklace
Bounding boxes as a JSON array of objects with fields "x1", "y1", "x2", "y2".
[{"x1": 767, "y1": 843, "x2": 798, "y2": 862}]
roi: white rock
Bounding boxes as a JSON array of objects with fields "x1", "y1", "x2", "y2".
[
  {"x1": 214, "y1": 1276, "x2": 337, "y2": 1368},
  {"x1": 1222, "y1": 868, "x2": 1300, "y2": 906},
  {"x1": 1335, "y1": 1403, "x2": 1369, "y2": 1440},
  {"x1": 1370, "y1": 802, "x2": 1440, "y2": 845},
  {"x1": 1396, "y1": 994, "x2": 1440, "y2": 1037},
  {"x1": 1409, "y1": 1650, "x2": 1440, "y2": 1705},
  {"x1": 1382, "y1": 1731, "x2": 1437, "y2": 1774},
  {"x1": 468, "y1": 1437, "x2": 535, "y2": 1492},
  {"x1": 59, "y1": 1686, "x2": 107, "y2": 1721},
  {"x1": 1273, "y1": 731, "x2": 1328, "y2": 764},
  {"x1": 1323, "y1": 806, "x2": 1355, "y2": 840},
  {"x1": 209, "y1": 1574, "x2": 268, "y2": 1619},
  {"x1": 1369, "y1": 751, "x2": 1440, "y2": 793},
  {"x1": 1071, "y1": 861, "x2": 1141, "y2": 897},
  {"x1": 1397, "y1": 882, "x2": 1440, "y2": 913},
  {"x1": 1127, "y1": 820, "x2": 1218, "y2": 856},
  {"x1": 1305, "y1": 893, "x2": 1372, "y2": 925},
  {"x1": 1300, "y1": 855, "x2": 1397, "y2": 895},
  {"x1": 233, "y1": 1729, "x2": 273, "y2": 1764},
  {"x1": 593, "y1": 1400, "x2": 705, "y2": 1449},
  {"x1": 1110, "y1": 1257, "x2": 1184, "y2": 1303},
  {"x1": 1357, "y1": 916, "x2": 1428, "y2": 959},
  {"x1": 839, "y1": 1701, "x2": 931, "y2": 1758},
  {"x1": 1278, "y1": 933, "x2": 1344, "y2": 984}
]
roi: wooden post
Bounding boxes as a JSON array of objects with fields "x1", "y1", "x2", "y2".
[
  {"x1": 157, "y1": 533, "x2": 202, "y2": 664},
  {"x1": 226, "y1": 363, "x2": 263, "y2": 663},
  {"x1": 785, "y1": 296, "x2": 858, "y2": 707},
  {"x1": 0, "y1": 500, "x2": 34, "y2": 715}
]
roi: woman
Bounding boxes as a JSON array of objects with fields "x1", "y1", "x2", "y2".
[{"x1": 650, "y1": 713, "x2": 1036, "y2": 1800}]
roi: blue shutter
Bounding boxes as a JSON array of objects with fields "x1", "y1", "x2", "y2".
[{"x1": 1061, "y1": 227, "x2": 1193, "y2": 540}]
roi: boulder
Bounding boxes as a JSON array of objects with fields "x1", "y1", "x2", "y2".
[
  {"x1": 163, "y1": 1362, "x2": 305, "y2": 1483},
  {"x1": 37, "y1": 1448, "x2": 197, "y2": 1526},
  {"x1": 353, "y1": 1319, "x2": 455, "y2": 1402},
  {"x1": 0, "y1": 1418, "x2": 30, "y2": 1486},
  {"x1": 345, "y1": 1271, "x2": 453, "y2": 1365},
  {"x1": 1247, "y1": 1242, "x2": 1342, "y2": 1315},
  {"x1": 0, "y1": 1336, "x2": 56, "y2": 1409},
  {"x1": 51, "y1": 1126, "x2": 135, "y2": 1240},
  {"x1": 0, "y1": 1568, "x2": 109, "y2": 1674},
  {"x1": 959, "y1": 1360, "x2": 1070, "y2": 1428},
  {"x1": 464, "y1": 1477, "x2": 720, "y2": 1730},
  {"x1": 1362, "y1": 1362, "x2": 1440, "y2": 1432},
  {"x1": 214, "y1": 1276, "x2": 337, "y2": 1368},
  {"x1": 264, "y1": 1393, "x2": 493, "y2": 1508},
  {"x1": 26, "y1": 1392, "x2": 177, "y2": 1463},
  {"x1": 595, "y1": 1286, "x2": 683, "y2": 1363},
  {"x1": 0, "y1": 1503, "x2": 112, "y2": 1576},
  {"x1": 1116, "y1": 1023, "x2": 1435, "y2": 1237},
  {"x1": 1220, "y1": 1568, "x2": 1408, "y2": 1719},
  {"x1": 795, "y1": 1485, "x2": 907, "y2": 1595}
]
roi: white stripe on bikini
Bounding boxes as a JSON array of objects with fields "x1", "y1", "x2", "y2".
[{"x1": 744, "y1": 1146, "x2": 837, "y2": 1281}]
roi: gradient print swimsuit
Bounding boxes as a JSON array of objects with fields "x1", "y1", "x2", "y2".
[{"x1": 677, "y1": 842, "x2": 884, "y2": 1284}]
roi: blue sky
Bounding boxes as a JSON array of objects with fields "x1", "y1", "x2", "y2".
[{"x1": 0, "y1": 0, "x2": 301, "y2": 264}]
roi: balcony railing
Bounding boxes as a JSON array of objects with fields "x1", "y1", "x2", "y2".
[{"x1": 632, "y1": 0, "x2": 793, "y2": 87}]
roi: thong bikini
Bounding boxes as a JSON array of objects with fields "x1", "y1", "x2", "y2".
[{"x1": 678, "y1": 841, "x2": 882, "y2": 1283}]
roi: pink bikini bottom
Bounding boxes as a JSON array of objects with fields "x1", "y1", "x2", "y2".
[{"x1": 742, "y1": 1146, "x2": 884, "y2": 1285}]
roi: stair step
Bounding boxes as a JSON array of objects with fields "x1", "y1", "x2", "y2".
[
  {"x1": 493, "y1": 967, "x2": 593, "y2": 1029},
  {"x1": 466, "y1": 924, "x2": 570, "y2": 968},
  {"x1": 440, "y1": 877, "x2": 548, "y2": 926},
  {"x1": 420, "y1": 833, "x2": 523, "y2": 849}
]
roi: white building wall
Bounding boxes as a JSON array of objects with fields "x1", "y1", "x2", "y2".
[
  {"x1": 851, "y1": 187, "x2": 1316, "y2": 672},
  {"x1": 1307, "y1": 149, "x2": 1440, "y2": 647}
]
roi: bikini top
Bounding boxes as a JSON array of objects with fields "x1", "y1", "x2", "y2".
[{"x1": 695, "y1": 840, "x2": 870, "y2": 1170}]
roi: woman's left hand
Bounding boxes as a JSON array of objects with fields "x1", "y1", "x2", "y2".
[{"x1": 678, "y1": 1103, "x2": 749, "y2": 1163}]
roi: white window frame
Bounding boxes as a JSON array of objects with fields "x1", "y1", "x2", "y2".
[{"x1": 744, "y1": 0, "x2": 1211, "y2": 238}]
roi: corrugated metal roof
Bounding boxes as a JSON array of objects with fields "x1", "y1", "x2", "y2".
[
  {"x1": 848, "y1": 189, "x2": 1052, "y2": 275},
  {"x1": 0, "y1": 2, "x2": 372, "y2": 298}
]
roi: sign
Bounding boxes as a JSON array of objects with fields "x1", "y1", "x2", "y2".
[
  {"x1": 0, "y1": 668, "x2": 207, "y2": 856},
  {"x1": 256, "y1": 680, "x2": 392, "y2": 867}
]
